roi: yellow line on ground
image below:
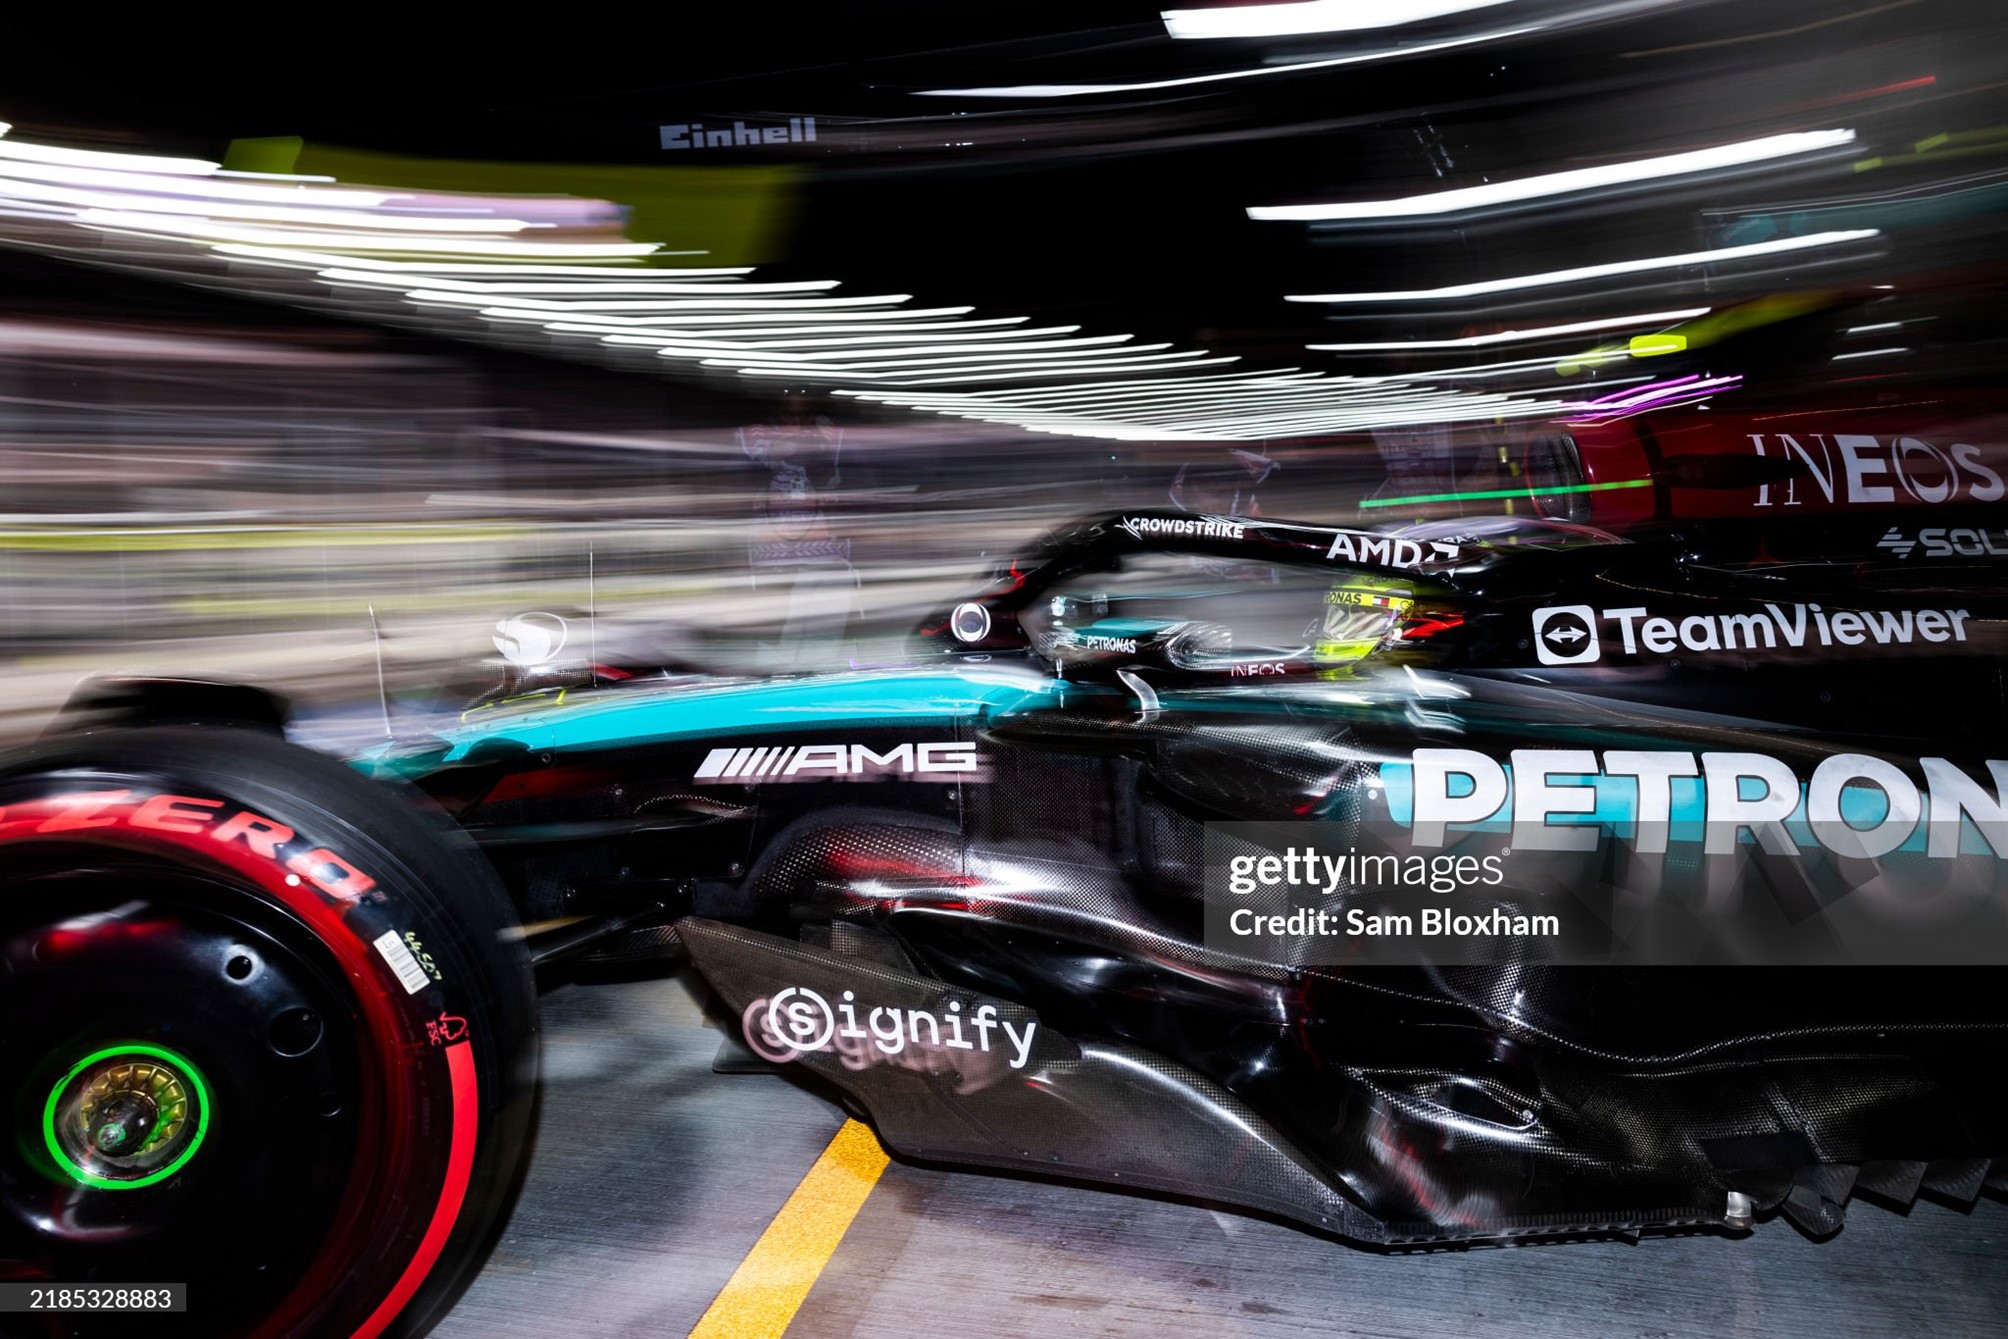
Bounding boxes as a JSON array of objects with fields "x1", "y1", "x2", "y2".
[{"x1": 688, "y1": 1119, "x2": 889, "y2": 1339}]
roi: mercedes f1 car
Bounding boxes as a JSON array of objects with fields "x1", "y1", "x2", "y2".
[{"x1": 7, "y1": 508, "x2": 2007, "y2": 1337}]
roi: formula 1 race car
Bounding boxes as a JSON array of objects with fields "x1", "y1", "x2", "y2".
[{"x1": 7, "y1": 509, "x2": 2007, "y2": 1338}]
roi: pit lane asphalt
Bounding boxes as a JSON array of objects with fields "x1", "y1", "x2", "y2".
[{"x1": 432, "y1": 967, "x2": 2008, "y2": 1339}]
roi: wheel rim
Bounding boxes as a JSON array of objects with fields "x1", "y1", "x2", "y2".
[{"x1": 43, "y1": 1042, "x2": 213, "y2": 1190}]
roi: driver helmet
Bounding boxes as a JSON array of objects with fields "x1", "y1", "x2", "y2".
[{"x1": 1313, "y1": 577, "x2": 1412, "y2": 666}]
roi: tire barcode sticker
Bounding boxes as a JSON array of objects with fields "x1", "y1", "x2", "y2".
[{"x1": 372, "y1": 930, "x2": 431, "y2": 994}]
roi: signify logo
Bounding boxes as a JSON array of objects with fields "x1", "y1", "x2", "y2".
[
  {"x1": 1531, "y1": 601, "x2": 1972, "y2": 665},
  {"x1": 1748, "y1": 433, "x2": 2004, "y2": 508},
  {"x1": 693, "y1": 741, "x2": 980, "y2": 782},
  {"x1": 1384, "y1": 748, "x2": 2008, "y2": 860},
  {"x1": 661, "y1": 118, "x2": 818, "y2": 150},
  {"x1": 747, "y1": 985, "x2": 1039, "y2": 1070},
  {"x1": 1877, "y1": 526, "x2": 2008, "y2": 561}
]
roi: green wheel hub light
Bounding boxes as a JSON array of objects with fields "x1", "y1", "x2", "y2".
[{"x1": 43, "y1": 1044, "x2": 212, "y2": 1190}]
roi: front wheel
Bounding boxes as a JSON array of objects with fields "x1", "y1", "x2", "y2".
[{"x1": 0, "y1": 726, "x2": 537, "y2": 1338}]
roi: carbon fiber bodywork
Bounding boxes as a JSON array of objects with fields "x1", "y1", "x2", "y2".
[{"x1": 381, "y1": 510, "x2": 2008, "y2": 1244}]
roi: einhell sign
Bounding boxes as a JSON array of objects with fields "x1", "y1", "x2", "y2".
[{"x1": 660, "y1": 118, "x2": 818, "y2": 151}]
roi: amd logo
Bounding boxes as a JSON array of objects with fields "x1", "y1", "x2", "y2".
[
  {"x1": 661, "y1": 118, "x2": 818, "y2": 150},
  {"x1": 1323, "y1": 532, "x2": 1460, "y2": 569},
  {"x1": 1749, "y1": 433, "x2": 2005, "y2": 507}
]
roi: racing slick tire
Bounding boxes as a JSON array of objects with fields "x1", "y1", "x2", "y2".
[{"x1": 0, "y1": 726, "x2": 538, "y2": 1338}]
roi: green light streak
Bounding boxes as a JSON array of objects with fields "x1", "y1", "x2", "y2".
[
  {"x1": 43, "y1": 1043, "x2": 212, "y2": 1191},
  {"x1": 1359, "y1": 479, "x2": 1652, "y2": 509}
]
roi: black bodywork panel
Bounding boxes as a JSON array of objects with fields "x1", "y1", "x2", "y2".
[{"x1": 391, "y1": 509, "x2": 2008, "y2": 1243}]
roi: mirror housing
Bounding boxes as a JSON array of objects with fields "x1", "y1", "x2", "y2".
[{"x1": 1042, "y1": 618, "x2": 1308, "y2": 680}]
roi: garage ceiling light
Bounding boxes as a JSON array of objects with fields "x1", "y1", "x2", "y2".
[
  {"x1": 1287, "y1": 229, "x2": 1879, "y2": 302},
  {"x1": 1164, "y1": 0, "x2": 1515, "y2": 39},
  {"x1": 1310, "y1": 307, "x2": 1707, "y2": 350},
  {"x1": 1253, "y1": 129, "x2": 1855, "y2": 221}
]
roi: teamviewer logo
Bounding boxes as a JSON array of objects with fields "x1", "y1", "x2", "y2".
[{"x1": 1532, "y1": 605, "x2": 1600, "y2": 665}]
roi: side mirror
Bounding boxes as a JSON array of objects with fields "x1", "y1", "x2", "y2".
[{"x1": 1044, "y1": 618, "x2": 1292, "y2": 679}]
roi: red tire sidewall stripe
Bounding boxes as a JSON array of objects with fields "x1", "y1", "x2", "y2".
[{"x1": 351, "y1": 1041, "x2": 479, "y2": 1339}]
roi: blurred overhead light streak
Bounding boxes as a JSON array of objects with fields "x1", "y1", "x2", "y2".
[
  {"x1": 1251, "y1": 129, "x2": 1855, "y2": 220},
  {"x1": 912, "y1": 27, "x2": 1531, "y2": 98},
  {"x1": 839, "y1": 371, "x2": 1567, "y2": 440},
  {"x1": 1309, "y1": 307, "x2": 1707, "y2": 350},
  {"x1": 2, "y1": 178, "x2": 537, "y2": 230},
  {"x1": 0, "y1": 158, "x2": 386, "y2": 205},
  {"x1": 1164, "y1": 0, "x2": 1515, "y2": 39},
  {"x1": 733, "y1": 325, "x2": 1075, "y2": 347},
  {"x1": 72, "y1": 211, "x2": 658, "y2": 257},
  {"x1": 0, "y1": 121, "x2": 1573, "y2": 442},
  {"x1": 920, "y1": 0, "x2": 1688, "y2": 98},
  {"x1": 1288, "y1": 229, "x2": 1880, "y2": 302},
  {"x1": 743, "y1": 352, "x2": 1231, "y2": 384},
  {"x1": 334, "y1": 276, "x2": 826, "y2": 294},
  {"x1": 716, "y1": 335, "x2": 1147, "y2": 362},
  {"x1": 405, "y1": 289, "x2": 894, "y2": 309},
  {"x1": 0, "y1": 135, "x2": 214, "y2": 176},
  {"x1": 231, "y1": 253, "x2": 711, "y2": 275},
  {"x1": 541, "y1": 308, "x2": 984, "y2": 327},
  {"x1": 1348, "y1": 350, "x2": 1636, "y2": 379}
]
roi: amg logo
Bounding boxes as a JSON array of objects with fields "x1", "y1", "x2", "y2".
[
  {"x1": 1877, "y1": 526, "x2": 2008, "y2": 560},
  {"x1": 1749, "y1": 433, "x2": 2005, "y2": 507},
  {"x1": 661, "y1": 118, "x2": 818, "y2": 150},
  {"x1": 1120, "y1": 515, "x2": 1245, "y2": 541},
  {"x1": 694, "y1": 741, "x2": 981, "y2": 782}
]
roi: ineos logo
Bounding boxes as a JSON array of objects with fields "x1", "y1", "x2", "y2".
[
  {"x1": 1749, "y1": 433, "x2": 2007, "y2": 508},
  {"x1": 1531, "y1": 605, "x2": 1600, "y2": 665}
]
